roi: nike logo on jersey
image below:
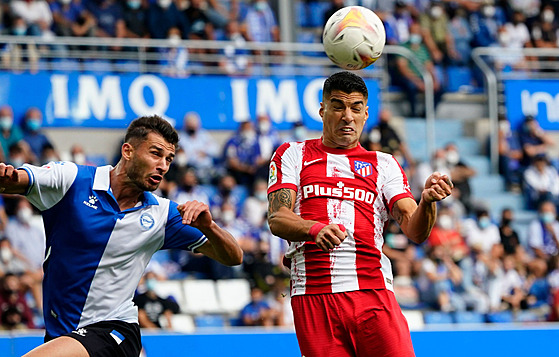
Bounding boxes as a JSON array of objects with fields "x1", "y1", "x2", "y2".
[{"x1": 303, "y1": 158, "x2": 322, "y2": 166}]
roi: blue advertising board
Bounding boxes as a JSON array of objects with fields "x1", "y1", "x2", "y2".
[
  {"x1": 504, "y1": 79, "x2": 559, "y2": 131},
  {"x1": 0, "y1": 73, "x2": 380, "y2": 131}
]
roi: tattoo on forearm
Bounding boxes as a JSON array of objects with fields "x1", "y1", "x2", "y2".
[
  {"x1": 268, "y1": 189, "x2": 293, "y2": 216},
  {"x1": 392, "y1": 204, "x2": 404, "y2": 225}
]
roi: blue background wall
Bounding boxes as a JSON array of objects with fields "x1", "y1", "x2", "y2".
[{"x1": 3, "y1": 326, "x2": 559, "y2": 357}]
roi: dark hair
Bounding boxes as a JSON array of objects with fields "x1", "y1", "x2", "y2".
[
  {"x1": 125, "y1": 115, "x2": 179, "y2": 148},
  {"x1": 323, "y1": 71, "x2": 368, "y2": 100}
]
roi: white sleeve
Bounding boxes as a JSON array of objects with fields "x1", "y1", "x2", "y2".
[
  {"x1": 22, "y1": 161, "x2": 79, "y2": 211},
  {"x1": 528, "y1": 221, "x2": 543, "y2": 249},
  {"x1": 380, "y1": 154, "x2": 413, "y2": 210}
]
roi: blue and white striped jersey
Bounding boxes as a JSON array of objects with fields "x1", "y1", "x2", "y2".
[{"x1": 21, "y1": 162, "x2": 207, "y2": 338}]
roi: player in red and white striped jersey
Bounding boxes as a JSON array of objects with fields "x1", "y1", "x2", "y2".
[{"x1": 267, "y1": 72, "x2": 453, "y2": 357}]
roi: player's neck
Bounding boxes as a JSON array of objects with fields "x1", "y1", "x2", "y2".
[{"x1": 110, "y1": 163, "x2": 144, "y2": 211}]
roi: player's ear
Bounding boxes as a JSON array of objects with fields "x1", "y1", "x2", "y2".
[
  {"x1": 121, "y1": 142, "x2": 134, "y2": 161},
  {"x1": 319, "y1": 102, "x2": 324, "y2": 120},
  {"x1": 364, "y1": 105, "x2": 369, "y2": 122}
]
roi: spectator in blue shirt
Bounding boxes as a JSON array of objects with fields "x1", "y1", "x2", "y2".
[
  {"x1": 85, "y1": 0, "x2": 125, "y2": 38},
  {"x1": 50, "y1": 0, "x2": 96, "y2": 38},
  {"x1": 147, "y1": 0, "x2": 189, "y2": 39},
  {"x1": 22, "y1": 107, "x2": 54, "y2": 162},
  {"x1": 240, "y1": 287, "x2": 274, "y2": 326},
  {"x1": 222, "y1": 121, "x2": 264, "y2": 187},
  {"x1": 470, "y1": 3, "x2": 505, "y2": 48},
  {"x1": 518, "y1": 115, "x2": 554, "y2": 167},
  {"x1": 122, "y1": 0, "x2": 149, "y2": 39}
]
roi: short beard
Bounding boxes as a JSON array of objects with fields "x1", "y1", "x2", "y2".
[{"x1": 126, "y1": 161, "x2": 157, "y2": 192}]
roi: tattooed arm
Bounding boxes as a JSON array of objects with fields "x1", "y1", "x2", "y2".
[
  {"x1": 391, "y1": 172, "x2": 453, "y2": 244},
  {"x1": 268, "y1": 188, "x2": 347, "y2": 251}
]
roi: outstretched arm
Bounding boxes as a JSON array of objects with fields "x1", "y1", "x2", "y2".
[
  {"x1": 177, "y1": 201, "x2": 243, "y2": 266},
  {"x1": 0, "y1": 163, "x2": 29, "y2": 194},
  {"x1": 267, "y1": 188, "x2": 347, "y2": 252},
  {"x1": 392, "y1": 172, "x2": 453, "y2": 244}
]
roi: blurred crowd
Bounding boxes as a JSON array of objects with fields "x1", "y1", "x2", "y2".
[{"x1": 0, "y1": 103, "x2": 558, "y2": 331}]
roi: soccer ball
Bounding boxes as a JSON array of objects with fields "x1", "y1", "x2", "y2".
[{"x1": 323, "y1": 6, "x2": 386, "y2": 70}]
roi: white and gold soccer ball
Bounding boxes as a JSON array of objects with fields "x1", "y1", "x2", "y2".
[{"x1": 322, "y1": 6, "x2": 386, "y2": 70}]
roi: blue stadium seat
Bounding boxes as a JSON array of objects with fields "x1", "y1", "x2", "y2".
[
  {"x1": 470, "y1": 175, "x2": 505, "y2": 197},
  {"x1": 486, "y1": 311, "x2": 514, "y2": 323},
  {"x1": 453, "y1": 311, "x2": 485, "y2": 324},
  {"x1": 194, "y1": 315, "x2": 225, "y2": 328},
  {"x1": 308, "y1": 2, "x2": 331, "y2": 28},
  {"x1": 423, "y1": 311, "x2": 453, "y2": 324},
  {"x1": 445, "y1": 66, "x2": 473, "y2": 92},
  {"x1": 295, "y1": 2, "x2": 310, "y2": 27}
]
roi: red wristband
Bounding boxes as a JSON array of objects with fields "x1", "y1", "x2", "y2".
[{"x1": 309, "y1": 222, "x2": 327, "y2": 241}]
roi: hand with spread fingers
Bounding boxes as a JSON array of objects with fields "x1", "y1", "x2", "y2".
[
  {"x1": 314, "y1": 224, "x2": 348, "y2": 252},
  {"x1": 422, "y1": 172, "x2": 454, "y2": 203},
  {"x1": 177, "y1": 200, "x2": 213, "y2": 229}
]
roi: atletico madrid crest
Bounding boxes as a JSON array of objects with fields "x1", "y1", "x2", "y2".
[{"x1": 354, "y1": 160, "x2": 372, "y2": 177}]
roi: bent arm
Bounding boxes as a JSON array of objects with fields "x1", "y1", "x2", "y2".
[
  {"x1": 0, "y1": 164, "x2": 29, "y2": 195},
  {"x1": 392, "y1": 197, "x2": 436, "y2": 244},
  {"x1": 195, "y1": 221, "x2": 243, "y2": 266},
  {"x1": 267, "y1": 188, "x2": 315, "y2": 241}
]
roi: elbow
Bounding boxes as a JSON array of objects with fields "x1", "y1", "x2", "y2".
[{"x1": 224, "y1": 248, "x2": 243, "y2": 266}]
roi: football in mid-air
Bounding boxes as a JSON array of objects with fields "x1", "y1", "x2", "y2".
[{"x1": 322, "y1": 6, "x2": 386, "y2": 70}]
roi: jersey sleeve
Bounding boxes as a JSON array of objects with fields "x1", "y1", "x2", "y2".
[
  {"x1": 381, "y1": 155, "x2": 414, "y2": 212},
  {"x1": 21, "y1": 161, "x2": 79, "y2": 211},
  {"x1": 267, "y1": 142, "x2": 299, "y2": 194},
  {"x1": 162, "y1": 200, "x2": 208, "y2": 251}
]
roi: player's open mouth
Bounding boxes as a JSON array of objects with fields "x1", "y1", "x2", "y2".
[
  {"x1": 340, "y1": 127, "x2": 354, "y2": 133},
  {"x1": 149, "y1": 175, "x2": 162, "y2": 185}
]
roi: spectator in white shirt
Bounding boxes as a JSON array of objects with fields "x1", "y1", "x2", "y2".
[
  {"x1": 528, "y1": 201, "x2": 559, "y2": 260},
  {"x1": 10, "y1": 0, "x2": 53, "y2": 37},
  {"x1": 464, "y1": 208, "x2": 501, "y2": 254},
  {"x1": 524, "y1": 155, "x2": 559, "y2": 209}
]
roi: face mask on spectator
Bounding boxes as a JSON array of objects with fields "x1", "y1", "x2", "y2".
[
  {"x1": 254, "y1": 1, "x2": 267, "y2": 12},
  {"x1": 128, "y1": 0, "x2": 141, "y2": 9},
  {"x1": 158, "y1": 0, "x2": 172, "y2": 9},
  {"x1": 27, "y1": 119, "x2": 41, "y2": 131},
  {"x1": 478, "y1": 216, "x2": 491, "y2": 229},
  {"x1": 0, "y1": 116, "x2": 13, "y2": 130},
  {"x1": 430, "y1": 6, "x2": 443, "y2": 19},
  {"x1": 258, "y1": 121, "x2": 271, "y2": 134},
  {"x1": 145, "y1": 278, "x2": 157, "y2": 291},
  {"x1": 59, "y1": 0, "x2": 72, "y2": 5},
  {"x1": 73, "y1": 153, "x2": 86, "y2": 165},
  {"x1": 483, "y1": 6, "x2": 495, "y2": 18},
  {"x1": 543, "y1": 10, "x2": 555, "y2": 23},
  {"x1": 221, "y1": 210, "x2": 236, "y2": 224},
  {"x1": 541, "y1": 212, "x2": 556, "y2": 224},
  {"x1": 10, "y1": 158, "x2": 25, "y2": 169},
  {"x1": 294, "y1": 127, "x2": 306, "y2": 141},
  {"x1": 409, "y1": 34, "x2": 422, "y2": 45},
  {"x1": 498, "y1": 32, "x2": 509, "y2": 46},
  {"x1": 168, "y1": 34, "x2": 181, "y2": 47},
  {"x1": 438, "y1": 215, "x2": 453, "y2": 230},
  {"x1": 446, "y1": 150, "x2": 460, "y2": 166},
  {"x1": 241, "y1": 129, "x2": 256, "y2": 142},
  {"x1": 13, "y1": 27, "x2": 27, "y2": 36},
  {"x1": 17, "y1": 207, "x2": 33, "y2": 223},
  {"x1": 255, "y1": 190, "x2": 267, "y2": 201},
  {"x1": 0, "y1": 248, "x2": 12, "y2": 262},
  {"x1": 174, "y1": 152, "x2": 188, "y2": 167}
]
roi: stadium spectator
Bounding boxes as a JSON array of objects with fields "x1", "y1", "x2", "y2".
[
  {"x1": 22, "y1": 107, "x2": 54, "y2": 162},
  {"x1": 255, "y1": 114, "x2": 281, "y2": 177},
  {"x1": 531, "y1": 5, "x2": 558, "y2": 49},
  {"x1": 500, "y1": 254, "x2": 528, "y2": 311},
  {"x1": 523, "y1": 155, "x2": 559, "y2": 209},
  {"x1": 411, "y1": 148, "x2": 451, "y2": 198},
  {"x1": 222, "y1": 120, "x2": 264, "y2": 187},
  {"x1": 499, "y1": 208, "x2": 521, "y2": 255},
  {"x1": 498, "y1": 115, "x2": 523, "y2": 191},
  {"x1": 171, "y1": 168, "x2": 210, "y2": 207},
  {"x1": 470, "y1": 2, "x2": 505, "y2": 48},
  {"x1": 210, "y1": 174, "x2": 246, "y2": 215},
  {"x1": 447, "y1": 5, "x2": 474, "y2": 66},
  {"x1": 284, "y1": 121, "x2": 307, "y2": 143},
  {"x1": 85, "y1": 0, "x2": 125, "y2": 39},
  {"x1": 49, "y1": 0, "x2": 96, "y2": 39},
  {"x1": 68, "y1": 144, "x2": 94, "y2": 166},
  {"x1": 122, "y1": 0, "x2": 149, "y2": 39},
  {"x1": 147, "y1": 0, "x2": 189, "y2": 39},
  {"x1": 446, "y1": 142, "x2": 476, "y2": 214},
  {"x1": 419, "y1": 2, "x2": 458, "y2": 64},
  {"x1": 518, "y1": 115, "x2": 554, "y2": 167},
  {"x1": 525, "y1": 258, "x2": 551, "y2": 309},
  {"x1": 218, "y1": 20, "x2": 251, "y2": 75},
  {"x1": 0, "y1": 273, "x2": 35, "y2": 329},
  {"x1": 184, "y1": 0, "x2": 215, "y2": 41},
  {"x1": 0, "y1": 105, "x2": 31, "y2": 163},
  {"x1": 323, "y1": 0, "x2": 344, "y2": 28},
  {"x1": 40, "y1": 143, "x2": 60, "y2": 165},
  {"x1": 494, "y1": 10, "x2": 532, "y2": 71},
  {"x1": 0, "y1": 17, "x2": 37, "y2": 73},
  {"x1": 509, "y1": 0, "x2": 541, "y2": 28},
  {"x1": 10, "y1": 0, "x2": 53, "y2": 37},
  {"x1": 392, "y1": 259, "x2": 421, "y2": 309},
  {"x1": 389, "y1": 0, "x2": 413, "y2": 44},
  {"x1": 394, "y1": 22, "x2": 443, "y2": 117},
  {"x1": 472, "y1": 242, "x2": 505, "y2": 311},
  {"x1": 160, "y1": 27, "x2": 190, "y2": 77},
  {"x1": 133, "y1": 272, "x2": 179, "y2": 329},
  {"x1": 242, "y1": 0, "x2": 279, "y2": 53},
  {"x1": 528, "y1": 201, "x2": 559, "y2": 260},
  {"x1": 240, "y1": 286, "x2": 275, "y2": 326},
  {"x1": 428, "y1": 207, "x2": 469, "y2": 262},
  {"x1": 0, "y1": 238, "x2": 31, "y2": 276},
  {"x1": 463, "y1": 208, "x2": 501, "y2": 254},
  {"x1": 241, "y1": 179, "x2": 268, "y2": 230},
  {"x1": 364, "y1": 108, "x2": 414, "y2": 168},
  {"x1": 178, "y1": 111, "x2": 219, "y2": 183}
]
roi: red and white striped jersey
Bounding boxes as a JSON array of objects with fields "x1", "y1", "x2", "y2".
[{"x1": 267, "y1": 138, "x2": 413, "y2": 296}]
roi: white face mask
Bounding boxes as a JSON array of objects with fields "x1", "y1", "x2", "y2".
[
  {"x1": 17, "y1": 207, "x2": 33, "y2": 223},
  {"x1": 168, "y1": 34, "x2": 181, "y2": 47},
  {"x1": 241, "y1": 130, "x2": 256, "y2": 142},
  {"x1": 0, "y1": 116, "x2": 13, "y2": 131},
  {"x1": 430, "y1": 6, "x2": 443, "y2": 19},
  {"x1": 438, "y1": 215, "x2": 453, "y2": 230},
  {"x1": 258, "y1": 121, "x2": 271, "y2": 134},
  {"x1": 73, "y1": 153, "x2": 86, "y2": 165},
  {"x1": 221, "y1": 210, "x2": 235, "y2": 224},
  {"x1": 483, "y1": 6, "x2": 495, "y2": 18},
  {"x1": 446, "y1": 150, "x2": 460, "y2": 166},
  {"x1": 543, "y1": 10, "x2": 555, "y2": 24},
  {"x1": 174, "y1": 152, "x2": 188, "y2": 167},
  {"x1": 255, "y1": 191, "x2": 267, "y2": 201},
  {"x1": 0, "y1": 247, "x2": 12, "y2": 262},
  {"x1": 294, "y1": 127, "x2": 306, "y2": 141},
  {"x1": 158, "y1": 0, "x2": 172, "y2": 9}
]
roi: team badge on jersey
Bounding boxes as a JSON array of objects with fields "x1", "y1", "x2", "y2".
[
  {"x1": 139, "y1": 212, "x2": 155, "y2": 231},
  {"x1": 354, "y1": 160, "x2": 372, "y2": 177}
]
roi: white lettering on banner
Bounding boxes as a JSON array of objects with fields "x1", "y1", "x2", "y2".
[
  {"x1": 75, "y1": 76, "x2": 125, "y2": 121},
  {"x1": 256, "y1": 80, "x2": 301, "y2": 123},
  {"x1": 521, "y1": 90, "x2": 559, "y2": 122},
  {"x1": 302, "y1": 183, "x2": 375, "y2": 204},
  {"x1": 231, "y1": 79, "x2": 249, "y2": 121},
  {"x1": 303, "y1": 78, "x2": 325, "y2": 122},
  {"x1": 51, "y1": 75, "x2": 69, "y2": 120},
  {"x1": 128, "y1": 75, "x2": 170, "y2": 118}
]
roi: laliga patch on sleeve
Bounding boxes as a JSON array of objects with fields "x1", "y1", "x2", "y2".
[{"x1": 269, "y1": 162, "x2": 278, "y2": 186}]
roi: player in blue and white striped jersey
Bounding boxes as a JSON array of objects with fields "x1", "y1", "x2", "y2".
[{"x1": 0, "y1": 115, "x2": 243, "y2": 357}]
